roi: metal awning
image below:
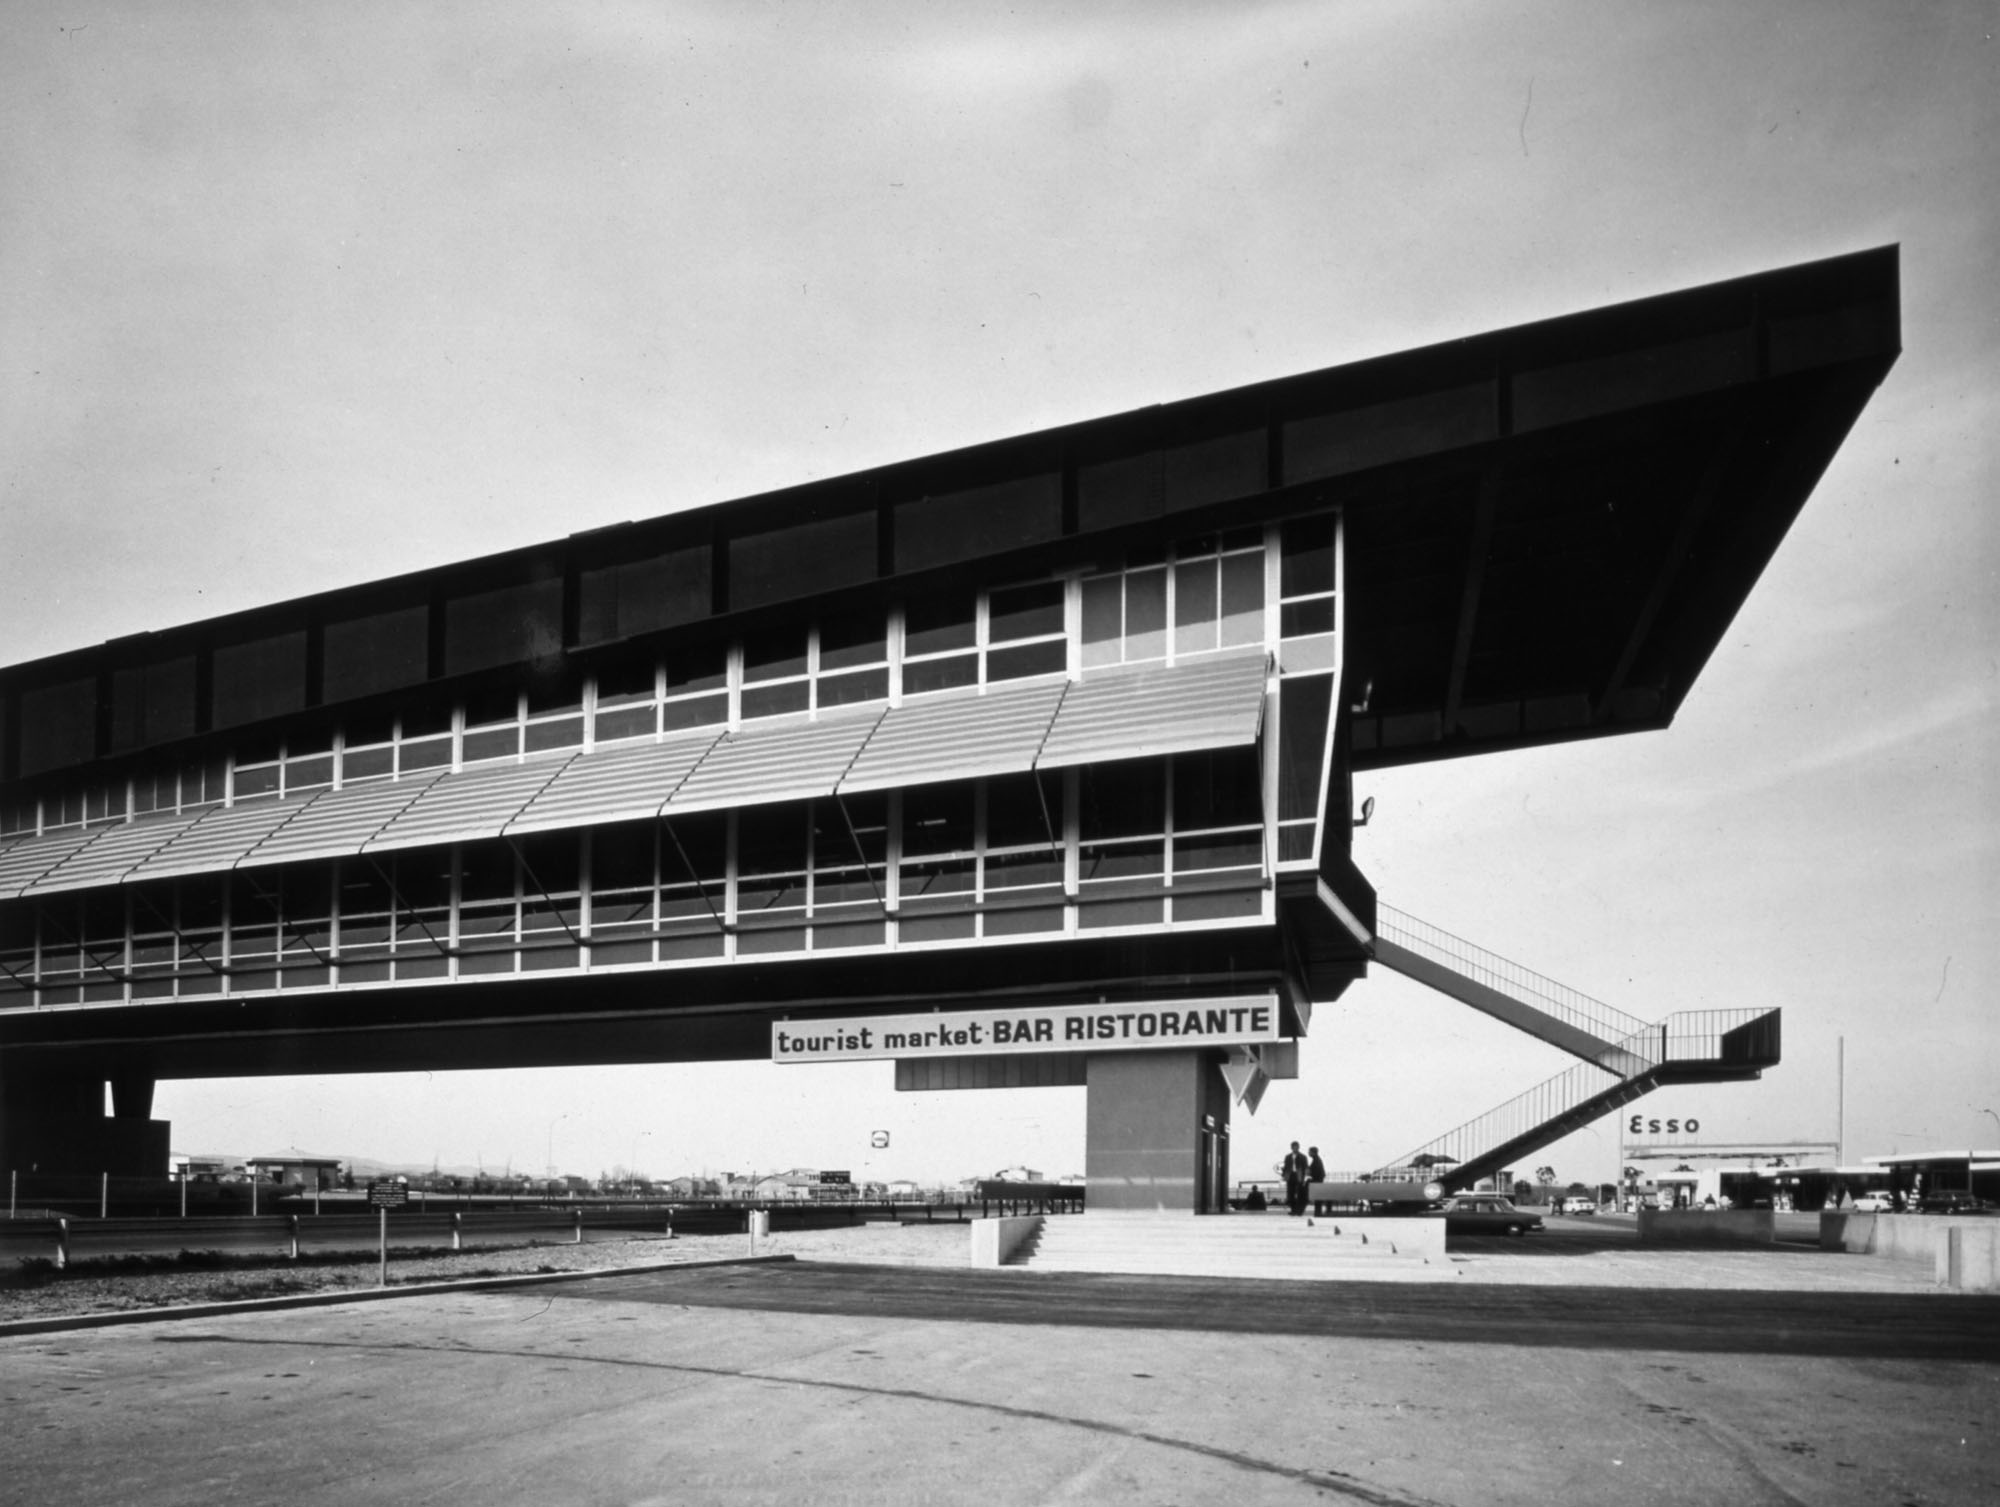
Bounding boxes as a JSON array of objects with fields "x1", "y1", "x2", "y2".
[
  {"x1": 837, "y1": 680, "x2": 1068, "y2": 796},
  {"x1": 22, "y1": 809, "x2": 211, "y2": 897},
  {"x1": 125, "y1": 799, "x2": 319, "y2": 885},
  {"x1": 0, "y1": 827, "x2": 111, "y2": 901},
  {"x1": 664, "y1": 709, "x2": 886, "y2": 816},
  {"x1": 236, "y1": 773, "x2": 445, "y2": 870},
  {"x1": 1034, "y1": 649, "x2": 1269, "y2": 770},
  {"x1": 505, "y1": 729, "x2": 724, "y2": 837},
  {"x1": 362, "y1": 756, "x2": 577, "y2": 855}
]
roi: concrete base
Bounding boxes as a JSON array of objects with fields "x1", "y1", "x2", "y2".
[
  {"x1": 1821, "y1": 1211, "x2": 2000, "y2": 1290},
  {"x1": 1637, "y1": 1209, "x2": 1775, "y2": 1245},
  {"x1": 970, "y1": 1215, "x2": 1044, "y2": 1267}
]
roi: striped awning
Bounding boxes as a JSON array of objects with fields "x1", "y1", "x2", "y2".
[
  {"x1": 664, "y1": 709, "x2": 887, "y2": 816},
  {"x1": 236, "y1": 773, "x2": 445, "y2": 870},
  {"x1": 505, "y1": 730, "x2": 723, "y2": 837},
  {"x1": 1034, "y1": 649, "x2": 1269, "y2": 769},
  {"x1": 0, "y1": 654, "x2": 1273, "y2": 900},
  {"x1": 0, "y1": 826, "x2": 111, "y2": 901},
  {"x1": 363, "y1": 756, "x2": 577, "y2": 855},
  {"x1": 22, "y1": 809, "x2": 212, "y2": 897},
  {"x1": 838, "y1": 680, "x2": 1067, "y2": 796}
]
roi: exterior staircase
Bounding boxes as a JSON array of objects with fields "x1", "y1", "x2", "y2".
[
  {"x1": 1013, "y1": 1212, "x2": 1450, "y2": 1282},
  {"x1": 1368, "y1": 904, "x2": 1780, "y2": 1193}
]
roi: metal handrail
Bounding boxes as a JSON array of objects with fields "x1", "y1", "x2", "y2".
[{"x1": 1376, "y1": 903, "x2": 1655, "y2": 1048}]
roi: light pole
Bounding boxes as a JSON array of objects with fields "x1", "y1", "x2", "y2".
[{"x1": 1981, "y1": 1109, "x2": 2000, "y2": 1146}]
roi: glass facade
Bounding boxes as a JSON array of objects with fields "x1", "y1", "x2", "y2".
[{"x1": 0, "y1": 510, "x2": 1343, "y2": 1012}]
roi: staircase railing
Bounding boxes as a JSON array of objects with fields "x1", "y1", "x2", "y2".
[
  {"x1": 1376, "y1": 1021, "x2": 1663, "y2": 1179},
  {"x1": 1376, "y1": 903, "x2": 1655, "y2": 1050}
]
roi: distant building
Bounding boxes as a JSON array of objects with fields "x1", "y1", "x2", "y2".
[{"x1": 245, "y1": 1153, "x2": 343, "y2": 1188}]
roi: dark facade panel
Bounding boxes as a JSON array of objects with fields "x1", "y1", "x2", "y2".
[
  {"x1": 577, "y1": 544, "x2": 710, "y2": 645},
  {"x1": 728, "y1": 509, "x2": 876, "y2": 612},
  {"x1": 894, "y1": 472, "x2": 1062, "y2": 574},
  {"x1": 1513, "y1": 329, "x2": 1755, "y2": 434},
  {"x1": 110, "y1": 656, "x2": 198, "y2": 752},
  {"x1": 324, "y1": 604, "x2": 430, "y2": 704},
  {"x1": 18, "y1": 678, "x2": 98, "y2": 775},
  {"x1": 444, "y1": 578, "x2": 564, "y2": 677},
  {"x1": 1076, "y1": 450, "x2": 1162, "y2": 533},
  {"x1": 1285, "y1": 383, "x2": 1498, "y2": 483},
  {"x1": 212, "y1": 631, "x2": 307, "y2": 731},
  {"x1": 1161, "y1": 427, "x2": 1265, "y2": 513}
]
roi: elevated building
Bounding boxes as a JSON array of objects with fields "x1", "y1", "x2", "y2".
[{"x1": 0, "y1": 248, "x2": 1899, "y2": 1210}]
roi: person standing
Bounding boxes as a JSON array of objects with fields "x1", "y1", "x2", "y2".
[
  {"x1": 1282, "y1": 1141, "x2": 1310, "y2": 1217},
  {"x1": 1307, "y1": 1146, "x2": 1328, "y2": 1217}
]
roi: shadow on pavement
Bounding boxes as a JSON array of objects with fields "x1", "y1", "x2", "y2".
[{"x1": 532, "y1": 1261, "x2": 2000, "y2": 1363}]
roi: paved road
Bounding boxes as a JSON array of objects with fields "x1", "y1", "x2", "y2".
[{"x1": 4, "y1": 1259, "x2": 1996, "y2": 1506}]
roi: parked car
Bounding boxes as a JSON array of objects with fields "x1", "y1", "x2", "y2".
[
  {"x1": 1917, "y1": 1194, "x2": 1999, "y2": 1216},
  {"x1": 1433, "y1": 1194, "x2": 1543, "y2": 1236},
  {"x1": 1849, "y1": 1193, "x2": 1894, "y2": 1212},
  {"x1": 1560, "y1": 1197, "x2": 1597, "y2": 1215}
]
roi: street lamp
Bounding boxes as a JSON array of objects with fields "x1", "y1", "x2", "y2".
[{"x1": 1980, "y1": 1109, "x2": 2000, "y2": 1146}]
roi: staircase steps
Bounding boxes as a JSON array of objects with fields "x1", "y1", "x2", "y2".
[{"x1": 1016, "y1": 1213, "x2": 1451, "y2": 1282}]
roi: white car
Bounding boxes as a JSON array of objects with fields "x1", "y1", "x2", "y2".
[
  {"x1": 1560, "y1": 1197, "x2": 1598, "y2": 1215},
  {"x1": 1849, "y1": 1193, "x2": 1894, "y2": 1212}
]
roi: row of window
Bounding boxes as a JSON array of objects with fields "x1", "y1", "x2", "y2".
[
  {"x1": 0, "y1": 754, "x2": 1266, "y2": 1004},
  {"x1": 1, "y1": 515, "x2": 1341, "y2": 840}
]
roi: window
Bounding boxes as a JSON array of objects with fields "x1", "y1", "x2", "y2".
[
  {"x1": 898, "y1": 782, "x2": 976, "y2": 943},
  {"x1": 811, "y1": 793, "x2": 886, "y2": 949},
  {"x1": 983, "y1": 772, "x2": 1064, "y2": 935},
  {"x1": 457, "y1": 841, "x2": 518, "y2": 976},
  {"x1": 985, "y1": 582, "x2": 1067, "y2": 683},
  {"x1": 815, "y1": 616, "x2": 889, "y2": 709},
  {"x1": 589, "y1": 822, "x2": 657, "y2": 966},
  {"x1": 902, "y1": 592, "x2": 978, "y2": 696},
  {"x1": 736, "y1": 802, "x2": 809, "y2": 954},
  {"x1": 516, "y1": 831, "x2": 581, "y2": 971},
  {"x1": 662, "y1": 643, "x2": 729, "y2": 732},
  {"x1": 1083, "y1": 529, "x2": 1265, "y2": 668},
  {"x1": 592, "y1": 660, "x2": 660, "y2": 745}
]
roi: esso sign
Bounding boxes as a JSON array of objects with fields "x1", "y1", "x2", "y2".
[{"x1": 1629, "y1": 1115, "x2": 1700, "y2": 1135}]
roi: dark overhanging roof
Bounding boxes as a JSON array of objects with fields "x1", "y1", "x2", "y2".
[{"x1": 0, "y1": 246, "x2": 1899, "y2": 784}]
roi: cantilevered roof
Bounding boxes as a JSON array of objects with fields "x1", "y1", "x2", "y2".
[{"x1": 0, "y1": 246, "x2": 1898, "y2": 787}]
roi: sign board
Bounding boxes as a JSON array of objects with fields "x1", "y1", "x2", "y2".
[
  {"x1": 772, "y1": 995, "x2": 1282, "y2": 1064},
  {"x1": 818, "y1": 1170, "x2": 852, "y2": 1185},
  {"x1": 367, "y1": 1180, "x2": 409, "y2": 1209}
]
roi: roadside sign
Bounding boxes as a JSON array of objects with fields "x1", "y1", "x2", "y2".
[{"x1": 367, "y1": 1180, "x2": 409, "y2": 1209}]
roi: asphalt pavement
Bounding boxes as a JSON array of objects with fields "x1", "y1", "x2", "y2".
[{"x1": 3, "y1": 1249, "x2": 1995, "y2": 1506}]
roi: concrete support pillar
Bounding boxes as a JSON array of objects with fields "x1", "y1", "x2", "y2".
[
  {"x1": 1084, "y1": 1050, "x2": 1231, "y2": 1214},
  {"x1": 0, "y1": 1055, "x2": 170, "y2": 1177}
]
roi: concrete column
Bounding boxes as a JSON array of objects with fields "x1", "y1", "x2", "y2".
[{"x1": 1084, "y1": 1050, "x2": 1229, "y2": 1213}]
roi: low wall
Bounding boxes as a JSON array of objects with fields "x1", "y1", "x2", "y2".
[
  {"x1": 1637, "y1": 1209, "x2": 1775, "y2": 1245},
  {"x1": 970, "y1": 1215, "x2": 1044, "y2": 1267},
  {"x1": 1820, "y1": 1212, "x2": 2000, "y2": 1291}
]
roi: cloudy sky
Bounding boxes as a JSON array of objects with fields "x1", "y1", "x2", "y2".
[{"x1": 3, "y1": 2, "x2": 1993, "y2": 1186}]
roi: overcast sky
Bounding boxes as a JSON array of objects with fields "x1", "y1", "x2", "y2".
[{"x1": 3, "y1": 2, "x2": 1993, "y2": 1187}]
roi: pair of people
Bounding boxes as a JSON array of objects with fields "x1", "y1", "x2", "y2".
[{"x1": 1281, "y1": 1142, "x2": 1326, "y2": 1216}]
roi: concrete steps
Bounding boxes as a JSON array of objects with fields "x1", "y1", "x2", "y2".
[{"x1": 1015, "y1": 1212, "x2": 1452, "y2": 1282}]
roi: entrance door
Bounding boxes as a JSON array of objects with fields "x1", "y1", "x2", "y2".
[{"x1": 1198, "y1": 1120, "x2": 1229, "y2": 1214}]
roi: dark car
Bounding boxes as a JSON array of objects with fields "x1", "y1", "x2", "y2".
[
  {"x1": 1433, "y1": 1194, "x2": 1543, "y2": 1236},
  {"x1": 1916, "y1": 1194, "x2": 1999, "y2": 1216}
]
